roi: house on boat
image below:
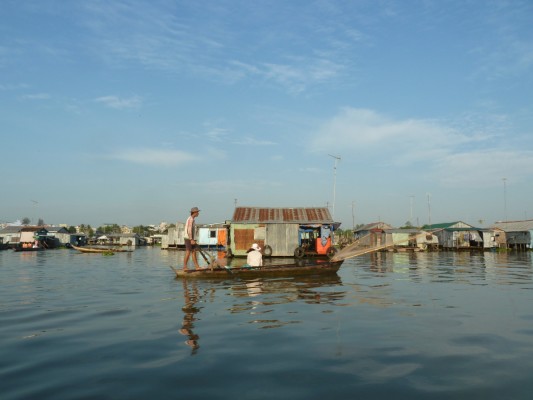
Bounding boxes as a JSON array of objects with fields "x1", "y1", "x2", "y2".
[
  {"x1": 423, "y1": 221, "x2": 495, "y2": 250},
  {"x1": 491, "y1": 220, "x2": 533, "y2": 250},
  {"x1": 228, "y1": 206, "x2": 339, "y2": 258}
]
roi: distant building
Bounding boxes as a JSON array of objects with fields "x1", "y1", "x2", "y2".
[
  {"x1": 353, "y1": 222, "x2": 394, "y2": 247},
  {"x1": 424, "y1": 221, "x2": 495, "y2": 249},
  {"x1": 491, "y1": 220, "x2": 533, "y2": 249},
  {"x1": 0, "y1": 225, "x2": 24, "y2": 245},
  {"x1": 382, "y1": 228, "x2": 439, "y2": 251},
  {"x1": 197, "y1": 224, "x2": 228, "y2": 250},
  {"x1": 46, "y1": 226, "x2": 87, "y2": 246},
  {"x1": 161, "y1": 222, "x2": 185, "y2": 249}
]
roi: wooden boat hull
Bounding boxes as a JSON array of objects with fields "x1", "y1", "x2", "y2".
[
  {"x1": 71, "y1": 245, "x2": 133, "y2": 253},
  {"x1": 171, "y1": 260, "x2": 343, "y2": 279},
  {"x1": 14, "y1": 247, "x2": 43, "y2": 252}
]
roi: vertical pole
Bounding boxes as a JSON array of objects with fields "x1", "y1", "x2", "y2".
[
  {"x1": 426, "y1": 193, "x2": 431, "y2": 227},
  {"x1": 352, "y1": 201, "x2": 356, "y2": 230},
  {"x1": 502, "y1": 178, "x2": 507, "y2": 221},
  {"x1": 328, "y1": 154, "x2": 341, "y2": 220},
  {"x1": 409, "y1": 195, "x2": 414, "y2": 225}
]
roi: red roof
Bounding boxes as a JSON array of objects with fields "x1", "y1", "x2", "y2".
[{"x1": 232, "y1": 207, "x2": 333, "y2": 224}]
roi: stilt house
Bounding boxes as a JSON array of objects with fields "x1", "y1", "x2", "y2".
[{"x1": 491, "y1": 220, "x2": 533, "y2": 249}]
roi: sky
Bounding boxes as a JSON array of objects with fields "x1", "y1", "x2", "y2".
[{"x1": 1, "y1": 0, "x2": 532, "y2": 229}]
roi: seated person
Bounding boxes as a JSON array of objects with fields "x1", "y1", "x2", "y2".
[{"x1": 245, "y1": 243, "x2": 263, "y2": 268}]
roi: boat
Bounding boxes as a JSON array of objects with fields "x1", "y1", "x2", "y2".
[
  {"x1": 170, "y1": 259, "x2": 343, "y2": 279},
  {"x1": 71, "y1": 245, "x2": 133, "y2": 253}
]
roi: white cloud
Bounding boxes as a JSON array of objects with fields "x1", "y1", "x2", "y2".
[
  {"x1": 19, "y1": 93, "x2": 50, "y2": 100},
  {"x1": 310, "y1": 108, "x2": 466, "y2": 159},
  {"x1": 309, "y1": 107, "x2": 532, "y2": 188},
  {"x1": 108, "y1": 148, "x2": 197, "y2": 166},
  {"x1": 95, "y1": 95, "x2": 142, "y2": 109},
  {"x1": 435, "y1": 150, "x2": 533, "y2": 188},
  {"x1": 205, "y1": 127, "x2": 229, "y2": 142},
  {"x1": 233, "y1": 137, "x2": 277, "y2": 146}
]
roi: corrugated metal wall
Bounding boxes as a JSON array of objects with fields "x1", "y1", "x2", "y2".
[{"x1": 266, "y1": 223, "x2": 300, "y2": 257}]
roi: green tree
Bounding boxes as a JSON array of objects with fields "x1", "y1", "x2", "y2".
[
  {"x1": 22, "y1": 217, "x2": 31, "y2": 225},
  {"x1": 68, "y1": 226, "x2": 77, "y2": 233}
]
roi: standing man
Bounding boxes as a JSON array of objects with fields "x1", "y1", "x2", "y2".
[{"x1": 184, "y1": 206, "x2": 201, "y2": 270}]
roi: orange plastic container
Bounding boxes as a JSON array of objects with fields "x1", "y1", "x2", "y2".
[{"x1": 316, "y1": 237, "x2": 331, "y2": 255}]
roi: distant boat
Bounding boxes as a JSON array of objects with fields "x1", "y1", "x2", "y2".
[
  {"x1": 71, "y1": 245, "x2": 133, "y2": 254},
  {"x1": 170, "y1": 259, "x2": 343, "y2": 279}
]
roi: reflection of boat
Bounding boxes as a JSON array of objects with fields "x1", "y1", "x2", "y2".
[
  {"x1": 171, "y1": 260, "x2": 343, "y2": 279},
  {"x1": 14, "y1": 247, "x2": 43, "y2": 252},
  {"x1": 71, "y1": 245, "x2": 133, "y2": 253}
]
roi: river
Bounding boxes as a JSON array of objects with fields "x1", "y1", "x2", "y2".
[{"x1": 1, "y1": 248, "x2": 532, "y2": 399}]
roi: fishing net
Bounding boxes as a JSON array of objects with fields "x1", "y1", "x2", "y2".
[
  {"x1": 331, "y1": 233, "x2": 393, "y2": 262},
  {"x1": 331, "y1": 232, "x2": 429, "y2": 262}
]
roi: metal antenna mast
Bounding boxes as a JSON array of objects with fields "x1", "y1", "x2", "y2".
[
  {"x1": 328, "y1": 154, "x2": 341, "y2": 220},
  {"x1": 502, "y1": 178, "x2": 507, "y2": 221}
]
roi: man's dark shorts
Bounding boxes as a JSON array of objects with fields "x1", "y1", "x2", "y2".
[{"x1": 185, "y1": 239, "x2": 197, "y2": 251}]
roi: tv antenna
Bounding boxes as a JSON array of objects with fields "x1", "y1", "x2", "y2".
[{"x1": 328, "y1": 154, "x2": 341, "y2": 220}]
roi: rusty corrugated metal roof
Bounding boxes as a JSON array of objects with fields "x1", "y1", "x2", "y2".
[{"x1": 232, "y1": 207, "x2": 333, "y2": 224}]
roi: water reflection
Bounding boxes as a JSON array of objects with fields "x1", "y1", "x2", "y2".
[
  {"x1": 228, "y1": 275, "x2": 345, "y2": 329},
  {"x1": 354, "y1": 250, "x2": 533, "y2": 288},
  {"x1": 179, "y1": 280, "x2": 202, "y2": 354}
]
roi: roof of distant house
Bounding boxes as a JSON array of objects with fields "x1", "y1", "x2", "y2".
[{"x1": 491, "y1": 219, "x2": 533, "y2": 232}]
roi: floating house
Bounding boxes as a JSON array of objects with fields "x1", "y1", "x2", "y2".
[
  {"x1": 46, "y1": 226, "x2": 87, "y2": 246},
  {"x1": 424, "y1": 221, "x2": 494, "y2": 249},
  {"x1": 197, "y1": 224, "x2": 228, "y2": 250},
  {"x1": 0, "y1": 225, "x2": 24, "y2": 246},
  {"x1": 382, "y1": 228, "x2": 439, "y2": 251},
  {"x1": 107, "y1": 233, "x2": 144, "y2": 247},
  {"x1": 228, "y1": 206, "x2": 338, "y2": 258},
  {"x1": 491, "y1": 220, "x2": 533, "y2": 250},
  {"x1": 161, "y1": 222, "x2": 228, "y2": 250},
  {"x1": 353, "y1": 222, "x2": 394, "y2": 247},
  {"x1": 161, "y1": 222, "x2": 185, "y2": 249}
]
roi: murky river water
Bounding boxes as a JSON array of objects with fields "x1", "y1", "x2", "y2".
[{"x1": 1, "y1": 248, "x2": 532, "y2": 399}]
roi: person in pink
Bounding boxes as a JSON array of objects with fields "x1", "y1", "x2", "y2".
[{"x1": 183, "y1": 207, "x2": 201, "y2": 270}]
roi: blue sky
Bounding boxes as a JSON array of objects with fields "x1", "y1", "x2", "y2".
[{"x1": 1, "y1": 0, "x2": 532, "y2": 228}]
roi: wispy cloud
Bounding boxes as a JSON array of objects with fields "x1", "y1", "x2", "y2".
[
  {"x1": 435, "y1": 150, "x2": 533, "y2": 188},
  {"x1": 107, "y1": 148, "x2": 197, "y2": 166},
  {"x1": 0, "y1": 83, "x2": 29, "y2": 91},
  {"x1": 95, "y1": 95, "x2": 142, "y2": 109},
  {"x1": 233, "y1": 137, "x2": 277, "y2": 146},
  {"x1": 310, "y1": 107, "x2": 530, "y2": 188},
  {"x1": 186, "y1": 179, "x2": 282, "y2": 193},
  {"x1": 19, "y1": 93, "x2": 50, "y2": 100},
  {"x1": 205, "y1": 127, "x2": 229, "y2": 142},
  {"x1": 77, "y1": 2, "x2": 356, "y2": 93}
]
